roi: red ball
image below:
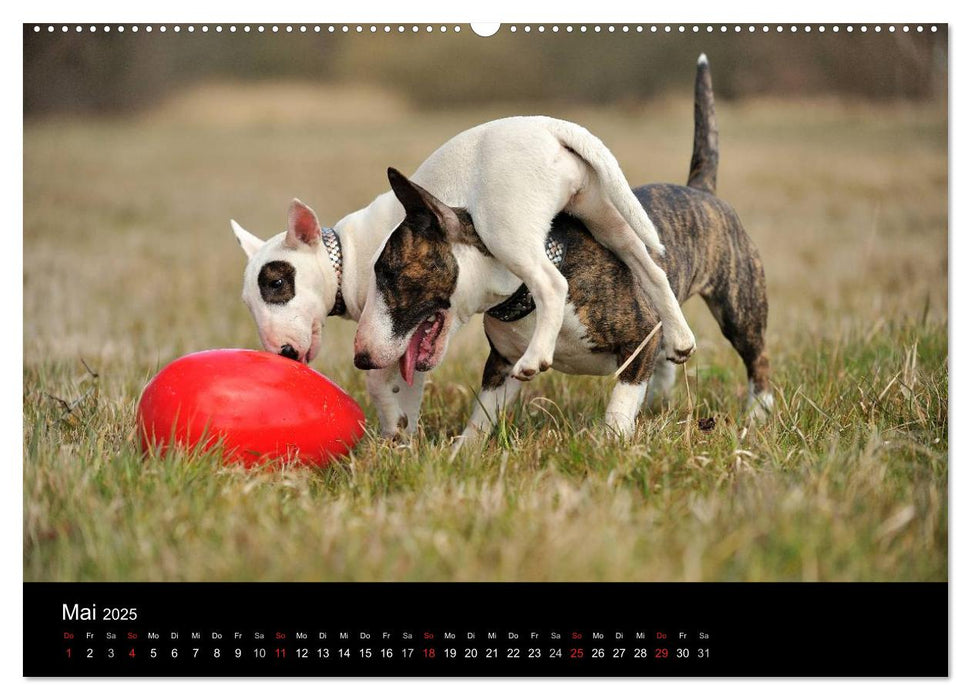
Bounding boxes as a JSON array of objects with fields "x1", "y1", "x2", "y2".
[{"x1": 137, "y1": 349, "x2": 366, "y2": 468}]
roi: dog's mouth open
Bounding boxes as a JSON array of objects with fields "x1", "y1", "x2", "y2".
[{"x1": 399, "y1": 311, "x2": 447, "y2": 386}]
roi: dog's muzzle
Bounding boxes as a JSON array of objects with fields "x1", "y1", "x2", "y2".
[{"x1": 353, "y1": 350, "x2": 378, "y2": 370}]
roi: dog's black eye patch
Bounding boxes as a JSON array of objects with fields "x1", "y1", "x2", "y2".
[{"x1": 258, "y1": 261, "x2": 296, "y2": 304}]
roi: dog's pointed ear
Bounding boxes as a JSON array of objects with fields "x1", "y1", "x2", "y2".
[
  {"x1": 387, "y1": 167, "x2": 461, "y2": 239},
  {"x1": 231, "y1": 219, "x2": 264, "y2": 259},
  {"x1": 285, "y1": 199, "x2": 322, "y2": 248}
]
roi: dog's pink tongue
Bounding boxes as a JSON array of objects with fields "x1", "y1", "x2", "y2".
[{"x1": 399, "y1": 331, "x2": 422, "y2": 386}]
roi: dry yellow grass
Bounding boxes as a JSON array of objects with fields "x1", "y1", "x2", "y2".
[{"x1": 23, "y1": 84, "x2": 947, "y2": 581}]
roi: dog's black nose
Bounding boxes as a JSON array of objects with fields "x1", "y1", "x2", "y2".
[
  {"x1": 279, "y1": 344, "x2": 300, "y2": 361},
  {"x1": 353, "y1": 351, "x2": 377, "y2": 370}
]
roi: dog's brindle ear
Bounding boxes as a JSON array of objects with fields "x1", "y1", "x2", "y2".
[
  {"x1": 231, "y1": 219, "x2": 264, "y2": 259},
  {"x1": 387, "y1": 167, "x2": 461, "y2": 240},
  {"x1": 285, "y1": 198, "x2": 322, "y2": 249}
]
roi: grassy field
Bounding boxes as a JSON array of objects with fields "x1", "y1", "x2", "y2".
[{"x1": 23, "y1": 84, "x2": 947, "y2": 581}]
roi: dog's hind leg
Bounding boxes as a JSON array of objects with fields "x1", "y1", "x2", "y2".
[
  {"x1": 567, "y1": 186, "x2": 695, "y2": 364},
  {"x1": 701, "y1": 267, "x2": 772, "y2": 422},
  {"x1": 742, "y1": 347, "x2": 773, "y2": 422},
  {"x1": 452, "y1": 344, "x2": 523, "y2": 455}
]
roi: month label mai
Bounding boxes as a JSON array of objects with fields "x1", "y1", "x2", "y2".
[{"x1": 63, "y1": 604, "x2": 139, "y2": 622}]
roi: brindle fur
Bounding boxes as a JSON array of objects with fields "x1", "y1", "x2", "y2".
[
  {"x1": 632, "y1": 184, "x2": 768, "y2": 395},
  {"x1": 688, "y1": 57, "x2": 718, "y2": 194},
  {"x1": 549, "y1": 211, "x2": 661, "y2": 386},
  {"x1": 374, "y1": 223, "x2": 459, "y2": 338},
  {"x1": 481, "y1": 335, "x2": 516, "y2": 390},
  {"x1": 257, "y1": 261, "x2": 297, "y2": 305},
  {"x1": 452, "y1": 208, "x2": 492, "y2": 257}
]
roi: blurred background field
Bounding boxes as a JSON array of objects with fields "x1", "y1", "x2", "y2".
[{"x1": 23, "y1": 26, "x2": 947, "y2": 581}]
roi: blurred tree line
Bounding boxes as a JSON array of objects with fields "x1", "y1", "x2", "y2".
[{"x1": 24, "y1": 24, "x2": 947, "y2": 115}]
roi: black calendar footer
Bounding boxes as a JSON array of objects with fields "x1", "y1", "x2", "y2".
[{"x1": 23, "y1": 582, "x2": 946, "y2": 677}]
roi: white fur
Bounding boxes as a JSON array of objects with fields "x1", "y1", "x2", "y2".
[
  {"x1": 231, "y1": 219, "x2": 264, "y2": 258},
  {"x1": 605, "y1": 382, "x2": 649, "y2": 438},
  {"x1": 365, "y1": 364, "x2": 427, "y2": 435}
]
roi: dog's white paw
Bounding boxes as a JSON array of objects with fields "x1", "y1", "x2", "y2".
[
  {"x1": 663, "y1": 327, "x2": 696, "y2": 364},
  {"x1": 745, "y1": 386, "x2": 774, "y2": 423},
  {"x1": 604, "y1": 413, "x2": 637, "y2": 439},
  {"x1": 511, "y1": 350, "x2": 552, "y2": 382}
]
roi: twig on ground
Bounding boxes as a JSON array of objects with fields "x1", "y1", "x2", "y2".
[
  {"x1": 80, "y1": 357, "x2": 100, "y2": 379},
  {"x1": 44, "y1": 387, "x2": 94, "y2": 418}
]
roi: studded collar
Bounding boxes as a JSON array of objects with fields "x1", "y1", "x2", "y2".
[{"x1": 321, "y1": 227, "x2": 347, "y2": 317}]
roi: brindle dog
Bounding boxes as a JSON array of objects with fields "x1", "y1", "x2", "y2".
[{"x1": 365, "y1": 55, "x2": 771, "y2": 444}]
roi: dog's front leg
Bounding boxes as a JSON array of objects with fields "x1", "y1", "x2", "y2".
[
  {"x1": 500, "y1": 259, "x2": 568, "y2": 382},
  {"x1": 471, "y1": 200, "x2": 569, "y2": 381},
  {"x1": 396, "y1": 370, "x2": 428, "y2": 436},
  {"x1": 604, "y1": 381, "x2": 648, "y2": 439},
  {"x1": 365, "y1": 365, "x2": 426, "y2": 439}
]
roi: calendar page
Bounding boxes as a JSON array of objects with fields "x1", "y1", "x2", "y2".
[{"x1": 22, "y1": 19, "x2": 948, "y2": 677}]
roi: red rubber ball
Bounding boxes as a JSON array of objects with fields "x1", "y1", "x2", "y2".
[{"x1": 137, "y1": 349, "x2": 366, "y2": 468}]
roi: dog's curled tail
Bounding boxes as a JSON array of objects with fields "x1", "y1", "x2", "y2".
[
  {"x1": 547, "y1": 119, "x2": 666, "y2": 257},
  {"x1": 687, "y1": 53, "x2": 719, "y2": 195}
]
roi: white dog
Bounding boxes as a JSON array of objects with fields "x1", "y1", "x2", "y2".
[{"x1": 233, "y1": 116, "x2": 695, "y2": 437}]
